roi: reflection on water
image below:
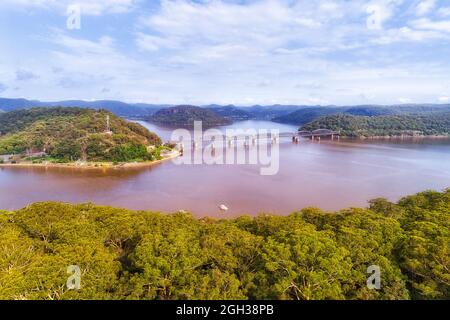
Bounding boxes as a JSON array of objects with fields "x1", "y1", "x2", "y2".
[{"x1": 1, "y1": 120, "x2": 450, "y2": 217}]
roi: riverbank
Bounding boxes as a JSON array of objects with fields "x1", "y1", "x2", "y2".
[
  {"x1": 0, "y1": 189, "x2": 448, "y2": 300},
  {"x1": 335, "y1": 134, "x2": 450, "y2": 140},
  {"x1": 0, "y1": 151, "x2": 180, "y2": 170},
  {"x1": 357, "y1": 135, "x2": 449, "y2": 140}
]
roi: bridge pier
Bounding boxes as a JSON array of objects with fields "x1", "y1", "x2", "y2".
[{"x1": 179, "y1": 142, "x2": 184, "y2": 155}]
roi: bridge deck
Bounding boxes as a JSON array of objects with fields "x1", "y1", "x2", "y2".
[{"x1": 170, "y1": 130, "x2": 339, "y2": 145}]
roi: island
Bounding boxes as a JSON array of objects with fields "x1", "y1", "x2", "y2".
[
  {"x1": 0, "y1": 107, "x2": 178, "y2": 167},
  {"x1": 300, "y1": 113, "x2": 450, "y2": 138},
  {"x1": 148, "y1": 105, "x2": 232, "y2": 128}
]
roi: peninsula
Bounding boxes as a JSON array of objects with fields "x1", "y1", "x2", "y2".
[{"x1": 0, "y1": 107, "x2": 177, "y2": 167}]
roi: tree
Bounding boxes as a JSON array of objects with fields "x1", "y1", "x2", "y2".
[
  {"x1": 0, "y1": 190, "x2": 448, "y2": 300},
  {"x1": 252, "y1": 224, "x2": 352, "y2": 300}
]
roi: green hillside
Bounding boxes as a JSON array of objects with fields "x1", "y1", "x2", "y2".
[
  {"x1": 149, "y1": 105, "x2": 232, "y2": 128},
  {"x1": 0, "y1": 189, "x2": 448, "y2": 300},
  {"x1": 273, "y1": 105, "x2": 450, "y2": 126},
  {"x1": 273, "y1": 107, "x2": 344, "y2": 125},
  {"x1": 0, "y1": 107, "x2": 162, "y2": 162},
  {"x1": 301, "y1": 113, "x2": 450, "y2": 137}
]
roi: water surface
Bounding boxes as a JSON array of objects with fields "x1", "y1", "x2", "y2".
[{"x1": 1, "y1": 120, "x2": 449, "y2": 217}]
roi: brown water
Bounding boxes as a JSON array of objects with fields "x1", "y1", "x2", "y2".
[{"x1": 1, "y1": 121, "x2": 449, "y2": 217}]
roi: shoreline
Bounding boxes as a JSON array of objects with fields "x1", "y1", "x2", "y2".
[
  {"x1": 338, "y1": 135, "x2": 450, "y2": 140},
  {"x1": 0, "y1": 151, "x2": 180, "y2": 170}
]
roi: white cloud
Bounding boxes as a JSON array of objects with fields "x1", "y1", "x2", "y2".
[
  {"x1": 136, "y1": 33, "x2": 179, "y2": 51},
  {"x1": 307, "y1": 97, "x2": 329, "y2": 105},
  {"x1": 138, "y1": 0, "x2": 339, "y2": 54},
  {"x1": 411, "y1": 18, "x2": 450, "y2": 32},
  {"x1": 365, "y1": 0, "x2": 404, "y2": 30},
  {"x1": 371, "y1": 26, "x2": 445, "y2": 44},
  {"x1": 3, "y1": 0, "x2": 450, "y2": 105},
  {"x1": 0, "y1": 0, "x2": 139, "y2": 15},
  {"x1": 438, "y1": 96, "x2": 450, "y2": 103},
  {"x1": 137, "y1": 0, "x2": 447, "y2": 57},
  {"x1": 416, "y1": 0, "x2": 436, "y2": 16},
  {"x1": 319, "y1": 2, "x2": 340, "y2": 12},
  {"x1": 438, "y1": 7, "x2": 450, "y2": 17},
  {"x1": 398, "y1": 97, "x2": 412, "y2": 103}
]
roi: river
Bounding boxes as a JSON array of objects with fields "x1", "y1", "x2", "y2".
[{"x1": 1, "y1": 120, "x2": 449, "y2": 217}]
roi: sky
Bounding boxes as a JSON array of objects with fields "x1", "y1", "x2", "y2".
[{"x1": 1, "y1": 0, "x2": 450, "y2": 106}]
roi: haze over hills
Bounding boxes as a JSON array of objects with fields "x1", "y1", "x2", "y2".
[
  {"x1": 205, "y1": 105, "x2": 251, "y2": 120},
  {"x1": 2, "y1": 97, "x2": 450, "y2": 126},
  {"x1": 0, "y1": 98, "x2": 169, "y2": 118},
  {"x1": 273, "y1": 105, "x2": 450, "y2": 125},
  {"x1": 0, "y1": 98, "x2": 303, "y2": 119}
]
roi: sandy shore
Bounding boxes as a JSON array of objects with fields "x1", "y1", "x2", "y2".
[{"x1": 0, "y1": 152, "x2": 180, "y2": 170}]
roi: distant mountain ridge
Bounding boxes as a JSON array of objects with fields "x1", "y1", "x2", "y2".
[
  {"x1": 2, "y1": 98, "x2": 450, "y2": 125},
  {"x1": 273, "y1": 105, "x2": 450, "y2": 125},
  {"x1": 205, "y1": 105, "x2": 251, "y2": 120},
  {"x1": 0, "y1": 98, "x2": 169, "y2": 118}
]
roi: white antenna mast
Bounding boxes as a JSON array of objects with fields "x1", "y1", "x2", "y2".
[{"x1": 106, "y1": 115, "x2": 112, "y2": 134}]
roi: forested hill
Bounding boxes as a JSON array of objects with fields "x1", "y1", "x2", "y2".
[
  {"x1": 0, "y1": 97, "x2": 166, "y2": 118},
  {"x1": 206, "y1": 105, "x2": 251, "y2": 120},
  {"x1": 149, "y1": 105, "x2": 232, "y2": 128},
  {"x1": 0, "y1": 189, "x2": 448, "y2": 300},
  {"x1": 301, "y1": 113, "x2": 450, "y2": 137},
  {"x1": 273, "y1": 105, "x2": 450, "y2": 125},
  {"x1": 0, "y1": 107, "x2": 162, "y2": 162}
]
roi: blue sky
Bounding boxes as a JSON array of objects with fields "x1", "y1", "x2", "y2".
[{"x1": 1, "y1": 0, "x2": 450, "y2": 105}]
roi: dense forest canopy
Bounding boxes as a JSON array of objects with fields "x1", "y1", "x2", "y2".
[
  {"x1": 0, "y1": 190, "x2": 448, "y2": 300},
  {"x1": 149, "y1": 105, "x2": 232, "y2": 128},
  {"x1": 301, "y1": 113, "x2": 450, "y2": 137},
  {"x1": 0, "y1": 107, "x2": 162, "y2": 162},
  {"x1": 273, "y1": 105, "x2": 450, "y2": 126},
  {"x1": 273, "y1": 107, "x2": 345, "y2": 125}
]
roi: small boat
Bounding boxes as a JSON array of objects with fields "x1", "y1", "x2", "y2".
[{"x1": 219, "y1": 204, "x2": 229, "y2": 211}]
